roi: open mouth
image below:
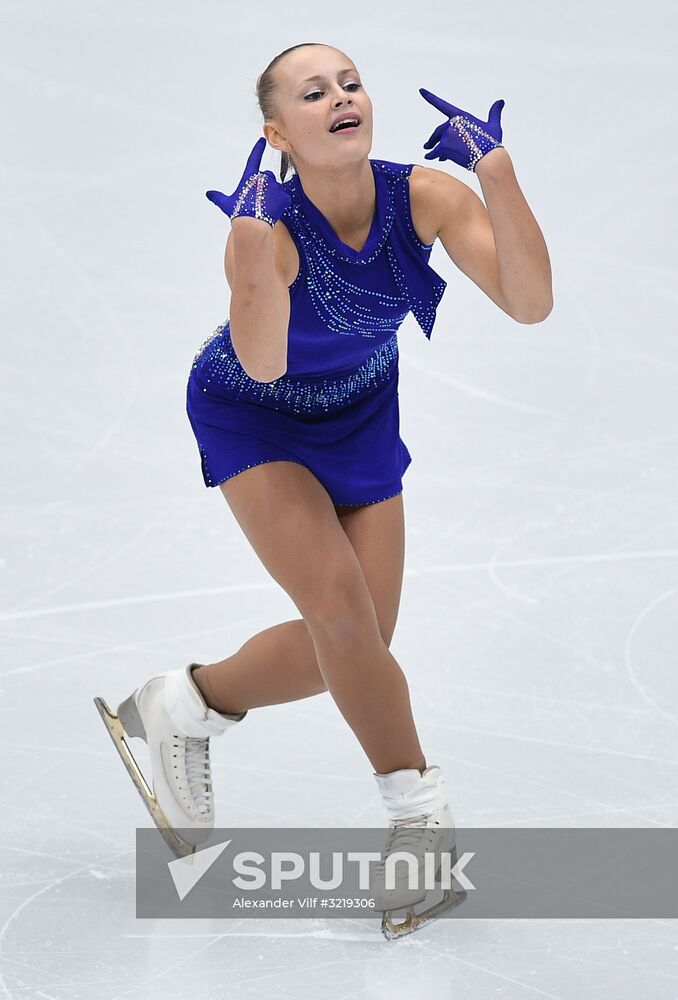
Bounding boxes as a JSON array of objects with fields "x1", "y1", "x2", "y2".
[{"x1": 329, "y1": 117, "x2": 362, "y2": 135}]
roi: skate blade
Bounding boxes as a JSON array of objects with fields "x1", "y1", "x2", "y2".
[
  {"x1": 93, "y1": 695, "x2": 196, "y2": 859},
  {"x1": 381, "y1": 887, "x2": 468, "y2": 940}
]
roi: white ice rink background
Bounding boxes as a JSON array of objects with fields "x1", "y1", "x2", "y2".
[{"x1": 1, "y1": 0, "x2": 677, "y2": 996}]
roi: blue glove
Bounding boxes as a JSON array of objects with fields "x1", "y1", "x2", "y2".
[
  {"x1": 419, "y1": 89, "x2": 505, "y2": 172},
  {"x1": 205, "y1": 137, "x2": 292, "y2": 227}
]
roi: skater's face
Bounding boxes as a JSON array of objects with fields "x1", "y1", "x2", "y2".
[{"x1": 264, "y1": 46, "x2": 373, "y2": 170}]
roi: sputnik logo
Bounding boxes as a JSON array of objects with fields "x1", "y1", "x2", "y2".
[{"x1": 167, "y1": 839, "x2": 232, "y2": 901}]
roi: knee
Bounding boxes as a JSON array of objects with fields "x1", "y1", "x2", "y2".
[
  {"x1": 301, "y1": 607, "x2": 394, "y2": 650},
  {"x1": 303, "y1": 575, "x2": 380, "y2": 649},
  {"x1": 305, "y1": 611, "x2": 394, "y2": 651}
]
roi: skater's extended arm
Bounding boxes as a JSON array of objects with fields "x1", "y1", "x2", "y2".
[
  {"x1": 226, "y1": 219, "x2": 289, "y2": 383},
  {"x1": 416, "y1": 89, "x2": 553, "y2": 324}
]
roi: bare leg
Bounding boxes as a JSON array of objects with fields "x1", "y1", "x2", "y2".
[
  {"x1": 194, "y1": 619, "x2": 327, "y2": 711},
  {"x1": 193, "y1": 496, "x2": 406, "y2": 711},
  {"x1": 197, "y1": 461, "x2": 425, "y2": 776}
]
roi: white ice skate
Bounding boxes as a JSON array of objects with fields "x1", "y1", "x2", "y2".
[
  {"x1": 370, "y1": 765, "x2": 467, "y2": 939},
  {"x1": 94, "y1": 662, "x2": 247, "y2": 858}
]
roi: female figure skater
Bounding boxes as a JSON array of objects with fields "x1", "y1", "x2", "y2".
[{"x1": 94, "y1": 42, "x2": 553, "y2": 937}]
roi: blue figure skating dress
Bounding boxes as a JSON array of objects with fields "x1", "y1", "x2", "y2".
[{"x1": 185, "y1": 158, "x2": 447, "y2": 507}]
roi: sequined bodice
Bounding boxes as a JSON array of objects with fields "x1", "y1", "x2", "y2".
[{"x1": 191, "y1": 159, "x2": 447, "y2": 414}]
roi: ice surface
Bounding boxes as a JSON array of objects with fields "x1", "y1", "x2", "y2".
[{"x1": 1, "y1": 0, "x2": 677, "y2": 996}]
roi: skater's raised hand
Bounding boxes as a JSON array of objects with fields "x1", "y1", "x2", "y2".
[
  {"x1": 205, "y1": 137, "x2": 292, "y2": 227},
  {"x1": 419, "y1": 89, "x2": 505, "y2": 173}
]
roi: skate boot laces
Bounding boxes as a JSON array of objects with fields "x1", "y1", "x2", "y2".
[
  {"x1": 375, "y1": 813, "x2": 440, "y2": 875},
  {"x1": 172, "y1": 734, "x2": 214, "y2": 818}
]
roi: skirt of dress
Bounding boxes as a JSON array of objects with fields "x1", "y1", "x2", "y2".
[{"x1": 185, "y1": 334, "x2": 413, "y2": 507}]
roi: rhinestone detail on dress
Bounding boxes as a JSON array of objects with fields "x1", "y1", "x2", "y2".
[{"x1": 191, "y1": 324, "x2": 399, "y2": 415}]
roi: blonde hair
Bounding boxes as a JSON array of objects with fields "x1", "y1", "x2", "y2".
[{"x1": 255, "y1": 43, "x2": 322, "y2": 182}]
